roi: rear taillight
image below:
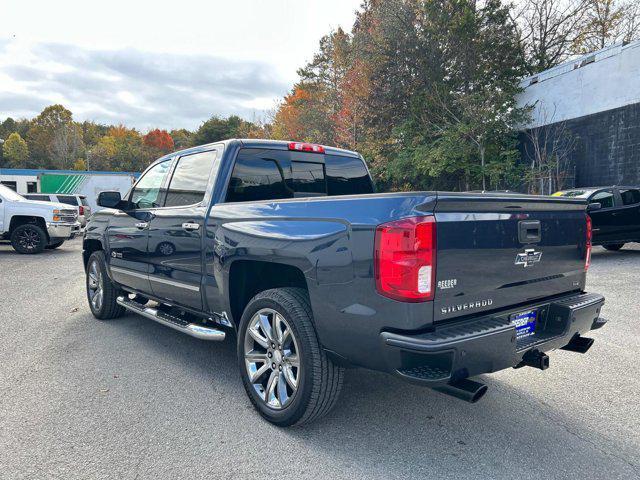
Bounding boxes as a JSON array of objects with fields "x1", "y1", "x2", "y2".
[
  {"x1": 374, "y1": 216, "x2": 436, "y2": 302},
  {"x1": 288, "y1": 142, "x2": 325, "y2": 153},
  {"x1": 79, "y1": 206, "x2": 84, "y2": 216},
  {"x1": 585, "y1": 214, "x2": 592, "y2": 271}
]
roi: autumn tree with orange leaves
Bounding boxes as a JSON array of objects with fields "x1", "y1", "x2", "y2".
[{"x1": 143, "y1": 129, "x2": 175, "y2": 153}]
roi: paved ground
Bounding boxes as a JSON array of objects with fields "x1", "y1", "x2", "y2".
[{"x1": 0, "y1": 239, "x2": 639, "y2": 480}]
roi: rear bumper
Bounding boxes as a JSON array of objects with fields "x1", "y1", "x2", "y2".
[{"x1": 380, "y1": 292, "x2": 605, "y2": 386}]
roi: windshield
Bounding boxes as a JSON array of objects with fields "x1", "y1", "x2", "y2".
[
  {"x1": 0, "y1": 184, "x2": 25, "y2": 202},
  {"x1": 552, "y1": 189, "x2": 594, "y2": 198}
]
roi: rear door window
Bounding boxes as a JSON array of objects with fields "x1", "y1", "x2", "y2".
[
  {"x1": 226, "y1": 150, "x2": 292, "y2": 202},
  {"x1": 619, "y1": 189, "x2": 640, "y2": 206},
  {"x1": 25, "y1": 194, "x2": 51, "y2": 201},
  {"x1": 590, "y1": 190, "x2": 615, "y2": 209}
]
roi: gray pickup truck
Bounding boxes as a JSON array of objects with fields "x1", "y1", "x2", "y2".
[{"x1": 83, "y1": 139, "x2": 607, "y2": 426}]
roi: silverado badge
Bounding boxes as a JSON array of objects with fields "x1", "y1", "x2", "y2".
[{"x1": 515, "y1": 248, "x2": 542, "y2": 268}]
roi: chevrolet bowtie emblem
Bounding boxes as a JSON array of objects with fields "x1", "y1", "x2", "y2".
[{"x1": 515, "y1": 248, "x2": 542, "y2": 268}]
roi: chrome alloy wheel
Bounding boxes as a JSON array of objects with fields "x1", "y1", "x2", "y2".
[
  {"x1": 244, "y1": 308, "x2": 300, "y2": 409},
  {"x1": 87, "y1": 260, "x2": 104, "y2": 312}
]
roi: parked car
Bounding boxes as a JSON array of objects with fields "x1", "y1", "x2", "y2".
[
  {"x1": 0, "y1": 184, "x2": 80, "y2": 254},
  {"x1": 553, "y1": 186, "x2": 640, "y2": 250},
  {"x1": 83, "y1": 139, "x2": 606, "y2": 426},
  {"x1": 24, "y1": 193, "x2": 92, "y2": 227}
]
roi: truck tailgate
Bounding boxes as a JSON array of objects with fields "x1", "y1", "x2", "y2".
[{"x1": 433, "y1": 193, "x2": 588, "y2": 322}]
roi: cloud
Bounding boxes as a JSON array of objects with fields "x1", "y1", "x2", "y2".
[{"x1": 0, "y1": 41, "x2": 289, "y2": 130}]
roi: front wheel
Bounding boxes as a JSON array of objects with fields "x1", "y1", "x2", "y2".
[
  {"x1": 603, "y1": 243, "x2": 625, "y2": 251},
  {"x1": 238, "y1": 288, "x2": 344, "y2": 427},
  {"x1": 86, "y1": 251, "x2": 125, "y2": 320},
  {"x1": 10, "y1": 224, "x2": 47, "y2": 254}
]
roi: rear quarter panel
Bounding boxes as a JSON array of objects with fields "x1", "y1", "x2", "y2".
[{"x1": 205, "y1": 192, "x2": 437, "y2": 370}]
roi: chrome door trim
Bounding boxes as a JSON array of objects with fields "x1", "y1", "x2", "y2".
[
  {"x1": 148, "y1": 273, "x2": 200, "y2": 292},
  {"x1": 111, "y1": 266, "x2": 200, "y2": 292},
  {"x1": 110, "y1": 266, "x2": 149, "y2": 280}
]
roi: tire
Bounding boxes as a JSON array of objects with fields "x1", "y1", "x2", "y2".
[
  {"x1": 10, "y1": 224, "x2": 47, "y2": 254},
  {"x1": 603, "y1": 243, "x2": 625, "y2": 251},
  {"x1": 237, "y1": 287, "x2": 344, "y2": 427},
  {"x1": 86, "y1": 251, "x2": 125, "y2": 320},
  {"x1": 46, "y1": 241, "x2": 65, "y2": 250}
]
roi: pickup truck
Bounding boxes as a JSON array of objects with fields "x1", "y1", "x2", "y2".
[
  {"x1": 554, "y1": 186, "x2": 640, "y2": 251},
  {"x1": 0, "y1": 184, "x2": 80, "y2": 254},
  {"x1": 83, "y1": 139, "x2": 607, "y2": 426}
]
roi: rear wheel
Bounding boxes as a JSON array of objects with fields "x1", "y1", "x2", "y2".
[
  {"x1": 237, "y1": 287, "x2": 344, "y2": 427},
  {"x1": 86, "y1": 251, "x2": 125, "y2": 319},
  {"x1": 10, "y1": 224, "x2": 47, "y2": 254},
  {"x1": 603, "y1": 243, "x2": 625, "y2": 251}
]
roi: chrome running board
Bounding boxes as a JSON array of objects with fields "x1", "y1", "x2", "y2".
[{"x1": 116, "y1": 296, "x2": 225, "y2": 341}]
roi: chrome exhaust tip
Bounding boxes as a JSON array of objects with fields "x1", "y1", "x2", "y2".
[{"x1": 434, "y1": 378, "x2": 488, "y2": 403}]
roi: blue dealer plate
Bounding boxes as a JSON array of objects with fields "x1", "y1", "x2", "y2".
[{"x1": 511, "y1": 309, "x2": 537, "y2": 338}]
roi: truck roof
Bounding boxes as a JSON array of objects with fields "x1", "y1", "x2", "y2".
[{"x1": 155, "y1": 139, "x2": 362, "y2": 165}]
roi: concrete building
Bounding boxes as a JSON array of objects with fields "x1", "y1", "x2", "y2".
[{"x1": 517, "y1": 40, "x2": 640, "y2": 188}]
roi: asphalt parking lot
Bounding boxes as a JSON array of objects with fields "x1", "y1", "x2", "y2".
[{"x1": 1, "y1": 240, "x2": 639, "y2": 479}]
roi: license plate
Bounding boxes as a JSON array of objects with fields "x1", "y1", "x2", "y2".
[{"x1": 511, "y1": 309, "x2": 537, "y2": 338}]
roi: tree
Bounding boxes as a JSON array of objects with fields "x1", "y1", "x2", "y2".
[
  {"x1": 26, "y1": 104, "x2": 76, "y2": 168},
  {"x1": 574, "y1": 0, "x2": 640, "y2": 51},
  {"x1": 513, "y1": 0, "x2": 588, "y2": 74},
  {"x1": 73, "y1": 158, "x2": 87, "y2": 171},
  {"x1": 87, "y1": 135, "x2": 118, "y2": 171},
  {"x1": 193, "y1": 115, "x2": 247, "y2": 145},
  {"x1": 170, "y1": 129, "x2": 194, "y2": 149},
  {"x1": 522, "y1": 104, "x2": 576, "y2": 194},
  {"x1": 143, "y1": 129, "x2": 174, "y2": 153},
  {"x1": 3, "y1": 132, "x2": 29, "y2": 168},
  {"x1": 376, "y1": 0, "x2": 529, "y2": 190},
  {"x1": 50, "y1": 122, "x2": 85, "y2": 169}
]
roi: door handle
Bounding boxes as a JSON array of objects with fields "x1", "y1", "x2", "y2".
[
  {"x1": 182, "y1": 222, "x2": 200, "y2": 231},
  {"x1": 135, "y1": 222, "x2": 149, "y2": 229}
]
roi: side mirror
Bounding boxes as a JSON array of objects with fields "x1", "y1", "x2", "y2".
[
  {"x1": 587, "y1": 202, "x2": 601, "y2": 212},
  {"x1": 97, "y1": 191, "x2": 122, "y2": 208}
]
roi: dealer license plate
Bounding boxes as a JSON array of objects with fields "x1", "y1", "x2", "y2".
[{"x1": 510, "y1": 309, "x2": 537, "y2": 339}]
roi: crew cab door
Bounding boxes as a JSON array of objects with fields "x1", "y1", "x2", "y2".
[
  {"x1": 587, "y1": 189, "x2": 618, "y2": 243},
  {"x1": 107, "y1": 159, "x2": 172, "y2": 294},
  {"x1": 146, "y1": 149, "x2": 220, "y2": 310},
  {"x1": 617, "y1": 188, "x2": 640, "y2": 240}
]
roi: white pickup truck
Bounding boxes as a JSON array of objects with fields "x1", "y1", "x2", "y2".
[{"x1": 0, "y1": 184, "x2": 80, "y2": 254}]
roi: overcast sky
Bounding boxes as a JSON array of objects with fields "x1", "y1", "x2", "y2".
[{"x1": 0, "y1": 0, "x2": 362, "y2": 131}]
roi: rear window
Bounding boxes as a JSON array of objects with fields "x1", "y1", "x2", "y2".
[
  {"x1": 225, "y1": 148, "x2": 372, "y2": 203},
  {"x1": 56, "y1": 196, "x2": 79, "y2": 206},
  {"x1": 620, "y1": 189, "x2": 640, "y2": 206}
]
